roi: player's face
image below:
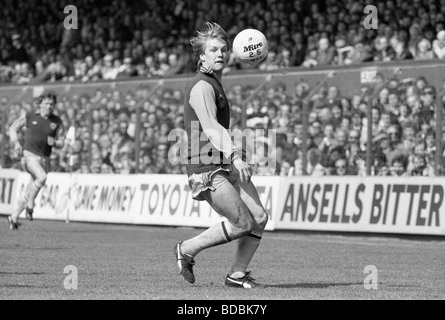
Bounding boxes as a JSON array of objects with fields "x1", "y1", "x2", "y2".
[
  {"x1": 200, "y1": 38, "x2": 228, "y2": 72},
  {"x1": 39, "y1": 98, "x2": 55, "y2": 116}
]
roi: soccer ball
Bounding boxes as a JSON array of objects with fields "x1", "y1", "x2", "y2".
[{"x1": 232, "y1": 29, "x2": 269, "y2": 65}]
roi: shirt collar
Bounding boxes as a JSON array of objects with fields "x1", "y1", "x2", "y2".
[
  {"x1": 199, "y1": 65, "x2": 215, "y2": 76},
  {"x1": 36, "y1": 110, "x2": 50, "y2": 119}
]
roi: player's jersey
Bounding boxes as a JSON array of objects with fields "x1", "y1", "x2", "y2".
[
  {"x1": 184, "y1": 67, "x2": 230, "y2": 175},
  {"x1": 23, "y1": 111, "x2": 63, "y2": 157}
]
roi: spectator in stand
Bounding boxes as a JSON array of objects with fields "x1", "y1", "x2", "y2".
[
  {"x1": 8, "y1": 34, "x2": 29, "y2": 65},
  {"x1": 318, "y1": 123, "x2": 335, "y2": 155},
  {"x1": 117, "y1": 57, "x2": 138, "y2": 78},
  {"x1": 390, "y1": 154, "x2": 409, "y2": 176},
  {"x1": 393, "y1": 40, "x2": 414, "y2": 61},
  {"x1": 387, "y1": 90, "x2": 401, "y2": 116},
  {"x1": 290, "y1": 31, "x2": 306, "y2": 66},
  {"x1": 432, "y1": 30, "x2": 445, "y2": 59},
  {"x1": 398, "y1": 121, "x2": 417, "y2": 155},
  {"x1": 37, "y1": 52, "x2": 68, "y2": 82},
  {"x1": 377, "y1": 111, "x2": 395, "y2": 136},
  {"x1": 414, "y1": 39, "x2": 435, "y2": 60},
  {"x1": 345, "y1": 129, "x2": 363, "y2": 171},
  {"x1": 333, "y1": 128, "x2": 348, "y2": 150},
  {"x1": 375, "y1": 132, "x2": 397, "y2": 166},
  {"x1": 101, "y1": 54, "x2": 118, "y2": 80},
  {"x1": 142, "y1": 55, "x2": 160, "y2": 78},
  {"x1": 97, "y1": 133, "x2": 114, "y2": 170},
  {"x1": 49, "y1": 153, "x2": 66, "y2": 173},
  {"x1": 341, "y1": 36, "x2": 373, "y2": 65},
  {"x1": 417, "y1": 86, "x2": 436, "y2": 125},
  {"x1": 366, "y1": 105, "x2": 379, "y2": 134},
  {"x1": 415, "y1": 76, "x2": 428, "y2": 92},
  {"x1": 339, "y1": 115, "x2": 351, "y2": 132},
  {"x1": 334, "y1": 158, "x2": 350, "y2": 176},
  {"x1": 90, "y1": 146, "x2": 103, "y2": 173},
  {"x1": 407, "y1": 24, "x2": 424, "y2": 57},
  {"x1": 11, "y1": 63, "x2": 33, "y2": 84},
  {"x1": 115, "y1": 153, "x2": 134, "y2": 174},
  {"x1": 164, "y1": 53, "x2": 186, "y2": 76},
  {"x1": 316, "y1": 37, "x2": 336, "y2": 66},
  {"x1": 330, "y1": 103, "x2": 343, "y2": 127},
  {"x1": 326, "y1": 145, "x2": 346, "y2": 174},
  {"x1": 110, "y1": 128, "x2": 135, "y2": 169},
  {"x1": 351, "y1": 110, "x2": 363, "y2": 134},
  {"x1": 374, "y1": 36, "x2": 396, "y2": 62},
  {"x1": 259, "y1": 50, "x2": 280, "y2": 71},
  {"x1": 302, "y1": 47, "x2": 318, "y2": 68}
]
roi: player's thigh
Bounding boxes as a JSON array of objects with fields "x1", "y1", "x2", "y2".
[
  {"x1": 25, "y1": 157, "x2": 47, "y2": 182},
  {"x1": 201, "y1": 178, "x2": 252, "y2": 228},
  {"x1": 235, "y1": 180, "x2": 268, "y2": 224}
]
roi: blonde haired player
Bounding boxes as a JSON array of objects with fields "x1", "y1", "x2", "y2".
[
  {"x1": 174, "y1": 22, "x2": 269, "y2": 288},
  {"x1": 8, "y1": 92, "x2": 65, "y2": 230}
]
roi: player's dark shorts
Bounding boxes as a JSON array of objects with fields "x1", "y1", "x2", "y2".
[{"x1": 188, "y1": 165, "x2": 238, "y2": 201}]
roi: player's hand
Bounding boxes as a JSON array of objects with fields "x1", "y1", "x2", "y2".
[
  {"x1": 13, "y1": 143, "x2": 22, "y2": 157},
  {"x1": 233, "y1": 157, "x2": 252, "y2": 183}
]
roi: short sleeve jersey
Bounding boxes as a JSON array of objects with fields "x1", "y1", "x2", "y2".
[{"x1": 23, "y1": 112, "x2": 63, "y2": 157}]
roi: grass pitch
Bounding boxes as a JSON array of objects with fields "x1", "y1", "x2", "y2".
[{"x1": 1, "y1": 218, "x2": 444, "y2": 300}]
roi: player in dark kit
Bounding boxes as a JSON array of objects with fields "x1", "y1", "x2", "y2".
[
  {"x1": 8, "y1": 92, "x2": 65, "y2": 230},
  {"x1": 174, "y1": 22, "x2": 269, "y2": 288}
]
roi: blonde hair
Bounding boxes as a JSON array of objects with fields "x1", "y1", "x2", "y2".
[{"x1": 190, "y1": 22, "x2": 230, "y2": 68}]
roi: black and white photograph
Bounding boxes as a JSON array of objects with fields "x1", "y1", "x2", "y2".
[{"x1": 0, "y1": 0, "x2": 444, "y2": 306}]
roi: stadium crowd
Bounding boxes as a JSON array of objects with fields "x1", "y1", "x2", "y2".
[
  {"x1": 2, "y1": 0, "x2": 445, "y2": 83},
  {"x1": 242, "y1": 73, "x2": 443, "y2": 177},
  {"x1": 1, "y1": 0, "x2": 444, "y2": 176},
  {"x1": 2, "y1": 71, "x2": 444, "y2": 177}
]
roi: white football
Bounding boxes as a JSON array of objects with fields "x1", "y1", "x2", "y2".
[{"x1": 232, "y1": 29, "x2": 269, "y2": 65}]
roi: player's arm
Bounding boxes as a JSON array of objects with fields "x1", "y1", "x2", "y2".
[
  {"x1": 52, "y1": 122, "x2": 66, "y2": 149},
  {"x1": 9, "y1": 112, "x2": 26, "y2": 155},
  {"x1": 190, "y1": 81, "x2": 238, "y2": 158},
  {"x1": 190, "y1": 81, "x2": 252, "y2": 182}
]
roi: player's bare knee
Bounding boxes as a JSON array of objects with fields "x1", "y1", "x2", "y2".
[
  {"x1": 36, "y1": 175, "x2": 46, "y2": 187},
  {"x1": 239, "y1": 216, "x2": 254, "y2": 236},
  {"x1": 230, "y1": 214, "x2": 253, "y2": 237}
]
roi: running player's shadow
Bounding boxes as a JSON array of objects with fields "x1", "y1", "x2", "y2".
[{"x1": 263, "y1": 282, "x2": 362, "y2": 289}]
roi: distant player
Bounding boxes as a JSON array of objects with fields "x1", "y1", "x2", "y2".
[
  {"x1": 8, "y1": 92, "x2": 65, "y2": 230},
  {"x1": 174, "y1": 22, "x2": 269, "y2": 288}
]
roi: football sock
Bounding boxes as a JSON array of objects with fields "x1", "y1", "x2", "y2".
[
  {"x1": 229, "y1": 232, "x2": 262, "y2": 277},
  {"x1": 26, "y1": 181, "x2": 43, "y2": 210},
  {"x1": 181, "y1": 221, "x2": 232, "y2": 258},
  {"x1": 11, "y1": 193, "x2": 28, "y2": 222}
]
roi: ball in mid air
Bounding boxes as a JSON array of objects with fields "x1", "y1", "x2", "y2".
[{"x1": 232, "y1": 29, "x2": 269, "y2": 65}]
